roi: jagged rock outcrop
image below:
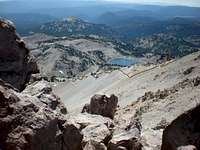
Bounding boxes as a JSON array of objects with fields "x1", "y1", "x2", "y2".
[
  {"x1": 0, "y1": 18, "x2": 38, "y2": 91},
  {"x1": 81, "y1": 94, "x2": 143, "y2": 150},
  {"x1": 161, "y1": 105, "x2": 200, "y2": 150},
  {"x1": 0, "y1": 80, "x2": 64, "y2": 150},
  {"x1": 82, "y1": 94, "x2": 118, "y2": 119},
  {"x1": 0, "y1": 79, "x2": 89, "y2": 150},
  {"x1": 22, "y1": 81, "x2": 67, "y2": 114},
  {"x1": 67, "y1": 112, "x2": 143, "y2": 150},
  {"x1": 0, "y1": 79, "x2": 121, "y2": 150}
]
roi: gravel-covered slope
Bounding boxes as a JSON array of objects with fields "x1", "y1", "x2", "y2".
[{"x1": 54, "y1": 50, "x2": 200, "y2": 112}]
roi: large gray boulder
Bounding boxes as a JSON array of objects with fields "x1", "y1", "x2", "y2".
[
  {"x1": 0, "y1": 18, "x2": 39, "y2": 91},
  {"x1": 161, "y1": 105, "x2": 200, "y2": 150},
  {"x1": 68, "y1": 113, "x2": 114, "y2": 150},
  {"x1": 82, "y1": 94, "x2": 118, "y2": 119}
]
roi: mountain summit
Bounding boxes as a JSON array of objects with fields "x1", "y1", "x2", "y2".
[{"x1": 64, "y1": 16, "x2": 82, "y2": 23}]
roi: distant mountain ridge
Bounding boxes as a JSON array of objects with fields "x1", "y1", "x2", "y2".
[
  {"x1": 30, "y1": 15, "x2": 200, "y2": 41},
  {"x1": 1, "y1": 1, "x2": 200, "y2": 38}
]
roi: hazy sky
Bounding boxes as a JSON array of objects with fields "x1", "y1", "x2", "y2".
[
  {"x1": 106, "y1": 0, "x2": 200, "y2": 6},
  {"x1": 0, "y1": 0, "x2": 199, "y2": 7}
]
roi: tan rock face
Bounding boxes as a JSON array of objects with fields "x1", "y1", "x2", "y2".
[
  {"x1": 161, "y1": 105, "x2": 200, "y2": 150},
  {"x1": 0, "y1": 19, "x2": 39, "y2": 91}
]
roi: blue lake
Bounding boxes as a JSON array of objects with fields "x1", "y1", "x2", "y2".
[{"x1": 108, "y1": 58, "x2": 142, "y2": 67}]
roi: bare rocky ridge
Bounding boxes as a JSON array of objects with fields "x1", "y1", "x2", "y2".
[{"x1": 0, "y1": 18, "x2": 39, "y2": 91}]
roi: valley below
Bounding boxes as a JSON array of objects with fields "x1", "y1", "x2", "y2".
[{"x1": 23, "y1": 33, "x2": 147, "y2": 80}]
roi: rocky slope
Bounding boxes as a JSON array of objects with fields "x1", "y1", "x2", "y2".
[
  {"x1": 1, "y1": 18, "x2": 200, "y2": 150},
  {"x1": 0, "y1": 18, "x2": 143, "y2": 150},
  {"x1": 54, "y1": 49, "x2": 200, "y2": 149},
  {"x1": 54, "y1": 50, "x2": 200, "y2": 112},
  {"x1": 0, "y1": 20, "x2": 144, "y2": 150},
  {"x1": 116, "y1": 76, "x2": 200, "y2": 149}
]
